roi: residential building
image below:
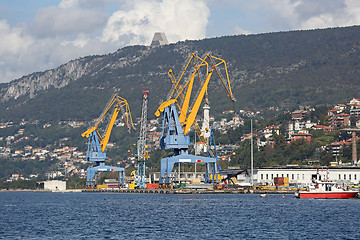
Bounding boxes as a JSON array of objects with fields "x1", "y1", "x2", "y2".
[
  {"x1": 334, "y1": 104, "x2": 346, "y2": 111},
  {"x1": 289, "y1": 132, "x2": 312, "y2": 143},
  {"x1": 327, "y1": 109, "x2": 339, "y2": 117},
  {"x1": 349, "y1": 98, "x2": 360, "y2": 105},
  {"x1": 260, "y1": 125, "x2": 280, "y2": 137},
  {"x1": 291, "y1": 110, "x2": 309, "y2": 120},
  {"x1": 311, "y1": 125, "x2": 334, "y2": 132},
  {"x1": 350, "y1": 104, "x2": 360, "y2": 117},
  {"x1": 328, "y1": 141, "x2": 349, "y2": 156},
  {"x1": 288, "y1": 120, "x2": 316, "y2": 132},
  {"x1": 329, "y1": 114, "x2": 350, "y2": 128}
]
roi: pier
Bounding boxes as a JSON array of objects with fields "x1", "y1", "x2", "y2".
[{"x1": 82, "y1": 188, "x2": 296, "y2": 194}]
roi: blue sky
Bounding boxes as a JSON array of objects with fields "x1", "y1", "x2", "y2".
[{"x1": 0, "y1": 0, "x2": 360, "y2": 83}]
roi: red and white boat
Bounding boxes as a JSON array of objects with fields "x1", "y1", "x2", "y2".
[
  {"x1": 295, "y1": 181, "x2": 358, "y2": 199},
  {"x1": 295, "y1": 168, "x2": 358, "y2": 199}
]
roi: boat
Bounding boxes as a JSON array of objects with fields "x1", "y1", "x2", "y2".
[
  {"x1": 294, "y1": 168, "x2": 358, "y2": 199},
  {"x1": 260, "y1": 194, "x2": 267, "y2": 198}
]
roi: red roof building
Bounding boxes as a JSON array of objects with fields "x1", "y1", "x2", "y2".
[
  {"x1": 311, "y1": 125, "x2": 335, "y2": 132},
  {"x1": 289, "y1": 132, "x2": 312, "y2": 143},
  {"x1": 329, "y1": 114, "x2": 350, "y2": 128}
]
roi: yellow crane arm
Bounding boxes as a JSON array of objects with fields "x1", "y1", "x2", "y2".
[
  {"x1": 209, "y1": 56, "x2": 235, "y2": 102},
  {"x1": 183, "y1": 70, "x2": 213, "y2": 135},
  {"x1": 101, "y1": 106, "x2": 120, "y2": 152},
  {"x1": 167, "y1": 53, "x2": 196, "y2": 100},
  {"x1": 156, "y1": 53, "x2": 235, "y2": 141},
  {"x1": 155, "y1": 99, "x2": 177, "y2": 117},
  {"x1": 179, "y1": 73, "x2": 195, "y2": 124},
  {"x1": 82, "y1": 93, "x2": 135, "y2": 152},
  {"x1": 81, "y1": 126, "x2": 97, "y2": 138}
]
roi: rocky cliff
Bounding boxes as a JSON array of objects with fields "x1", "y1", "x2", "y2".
[{"x1": 1, "y1": 26, "x2": 360, "y2": 121}]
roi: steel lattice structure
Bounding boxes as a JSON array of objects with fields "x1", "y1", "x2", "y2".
[{"x1": 136, "y1": 90, "x2": 149, "y2": 188}]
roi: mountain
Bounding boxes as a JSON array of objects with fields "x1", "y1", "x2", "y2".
[{"x1": 1, "y1": 26, "x2": 360, "y2": 122}]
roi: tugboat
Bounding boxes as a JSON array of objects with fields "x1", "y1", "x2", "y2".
[{"x1": 295, "y1": 168, "x2": 358, "y2": 199}]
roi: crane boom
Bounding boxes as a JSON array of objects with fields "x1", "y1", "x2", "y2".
[
  {"x1": 81, "y1": 93, "x2": 135, "y2": 188},
  {"x1": 183, "y1": 69, "x2": 213, "y2": 135},
  {"x1": 82, "y1": 93, "x2": 135, "y2": 152},
  {"x1": 155, "y1": 53, "x2": 235, "y2": 138}
]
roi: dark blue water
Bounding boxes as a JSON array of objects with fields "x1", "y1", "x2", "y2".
[{"x1": 1, "y1": 192, "x2": 359, "y2": 239}]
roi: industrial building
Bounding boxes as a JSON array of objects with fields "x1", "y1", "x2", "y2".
[
  {"x1": 36, "y1": 180, "x2": 66, "y2": 192},
  {"x1": 150, "y1": 166, "x2": 360, "y2": 187},
  {"x1": 256, "y1": 166, "x2": 360, "y2": 186}
]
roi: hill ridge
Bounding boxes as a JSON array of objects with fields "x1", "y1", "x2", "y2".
[{"x1": 1, "y1": 26, "x2": 360, "y2": 121}]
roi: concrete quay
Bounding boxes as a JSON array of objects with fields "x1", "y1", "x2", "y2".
[{"x1": 82, "y1": 188, "x2": 296, "y2": 194}]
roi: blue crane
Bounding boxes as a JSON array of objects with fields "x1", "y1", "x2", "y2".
[
  {"x1": 155, "y1": 53, "x2": 236, "y2": 188},
  {"x1": 82, "y1": 93, "x2": 135, "y2": 188}
]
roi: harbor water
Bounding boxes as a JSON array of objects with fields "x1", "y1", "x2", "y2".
[{"x1": 1, "y1": 192, "x2": 360, "y2": 239}]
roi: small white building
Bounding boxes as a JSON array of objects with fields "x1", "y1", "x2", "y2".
[{"x1": 36, "y1": 180, "x2": 66, "y2": 192}]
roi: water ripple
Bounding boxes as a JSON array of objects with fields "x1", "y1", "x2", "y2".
[{"x1": 1, "y1": 192, "x2": 360, "y2": 239}]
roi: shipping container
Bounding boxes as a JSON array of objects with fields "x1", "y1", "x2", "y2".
[
  {"x1": 274, "y1": 177, "x2": 284, "y2": 186},
  {"x1": 146, "y1": 183, "x2": 159, "y2": 189},
  {"x1": 274, "y1": 177, "x2": 289, "y2": 186}
]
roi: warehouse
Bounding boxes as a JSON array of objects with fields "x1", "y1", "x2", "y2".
[
  {"x1": 36, "y1": 180, "x2": 66, "y2": 192},
  {"x1": 256, "y1": 166, "x2": 360, "y2": 186}
]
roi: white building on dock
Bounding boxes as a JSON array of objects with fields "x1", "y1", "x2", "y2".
[
  {"x1": 255, "y1": 166, "x2": 360, "y2": 186},
  {"x1": 150, "y1": 166, "x2": 360, "y2": 187},
  {"x1": 36, "y1": 180, "x2": 66, "y2": 192}
]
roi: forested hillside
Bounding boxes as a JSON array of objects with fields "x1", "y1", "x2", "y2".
[{"x1": 1, "y1": 26, "x2": 360, "y2": 122}]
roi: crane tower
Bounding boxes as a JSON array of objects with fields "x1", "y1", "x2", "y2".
[{"x1": 136, "y1": 90, "x2": 149, "y2": 188}]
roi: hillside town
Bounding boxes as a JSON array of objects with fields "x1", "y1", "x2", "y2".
[{"x1": 1, "y1": 98, "x2": 360, "y2": 184}]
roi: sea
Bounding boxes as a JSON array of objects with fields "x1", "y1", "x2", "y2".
[{"x1": 1, "y1": 192, "x2": 359, "y2": 240}]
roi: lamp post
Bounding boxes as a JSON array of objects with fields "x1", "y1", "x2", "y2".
[{"x1": 251, "y1": 118, "x2": 254, "y2": 186}]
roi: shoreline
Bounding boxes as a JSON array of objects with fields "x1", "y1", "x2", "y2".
[{"x1": 0, "y1": 189, "x2": 82, "y2": 193}]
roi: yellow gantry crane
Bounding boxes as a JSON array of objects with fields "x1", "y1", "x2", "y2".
[
  {"x1": 82, "y1": 93, "x2": 135, "y2": 152},
  {"x1": 81, "y1": 93, "x2": 135, "y2": 188},
  {"x1": 155, "y1": 53, "x2": 236, "y2": 187}
]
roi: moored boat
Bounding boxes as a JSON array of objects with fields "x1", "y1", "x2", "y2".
[
  {"x1": 295, "y1": 168, "x2": 358, "y2": 199},
  {"x1": 295, "y1": 181, "x2": 358, "y2": 199}
]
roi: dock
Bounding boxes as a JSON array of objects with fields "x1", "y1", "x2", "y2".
[{"x1": 82, "y1": 188, "x2": 296, "y2": 194}]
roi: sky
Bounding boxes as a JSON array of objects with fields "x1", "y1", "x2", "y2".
[{"x1": 0, "y1": 0, "x2": 360, "y2": 83}]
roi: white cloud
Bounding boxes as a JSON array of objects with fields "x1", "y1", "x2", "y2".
[
  {"x1": 30, "y1": 6, "x2": 107, "y2": 38},
  {"x1": 0, "y1": 20, "x2": 34, "y2": 55},
  {"x1": 0, "y1": 0, "x2": 210, "y2": 83},
  {"x1": 265, "y1": 0, "x2": 360, "y2": 30},
  {"x1": 1, "y1": 0, "x2": 360, "y2": 84},
  {"x1": 101, "y1": 0, "x2": 210, "y2": 45}
]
